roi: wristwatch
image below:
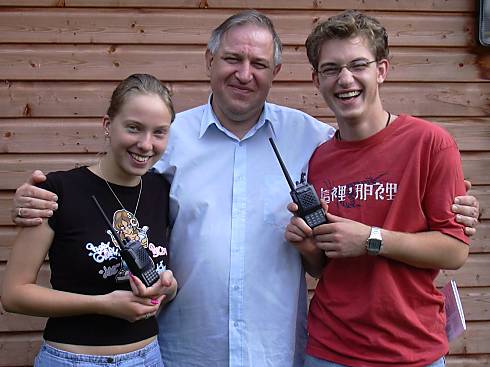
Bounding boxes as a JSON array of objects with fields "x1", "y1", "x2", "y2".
[{"x1": 366, "y1": 227, "x2": 383, "y2": 256}]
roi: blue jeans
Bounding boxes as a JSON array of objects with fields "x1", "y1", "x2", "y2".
[
  {"x1": 304, "y1": 354, "x2": 445, "y2": 367},
  {"x1": 34, "y1": 339, "x2": 164, "y2": 367}
]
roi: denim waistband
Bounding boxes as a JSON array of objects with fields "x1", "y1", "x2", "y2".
[{"x1": 39, "y1": 338, "x2": 160, "y2": 363}]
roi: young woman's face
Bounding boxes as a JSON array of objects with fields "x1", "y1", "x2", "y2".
[{"x1": 104, "y1": 93, "x2": 172, "y2": 182}]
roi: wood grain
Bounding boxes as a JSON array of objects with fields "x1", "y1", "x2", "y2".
[{"x1": 0, "y1": 9, "x2": 475, "y2": 47}]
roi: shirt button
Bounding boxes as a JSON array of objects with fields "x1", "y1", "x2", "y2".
[
  {"x1": 233, "y1": 285, "x2": 239, "y2": 290},
  {"x1": 234, "y1": 321, "x2": 239, "y2": 327}
]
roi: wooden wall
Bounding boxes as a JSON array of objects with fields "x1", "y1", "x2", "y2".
[{"x1": 0, "y1": 1, "x2": 489, "y2": 366}]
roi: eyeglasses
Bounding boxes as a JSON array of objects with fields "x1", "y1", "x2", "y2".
[{"x1": 316, "y1": 59, "x2": 378, "y2": 78}]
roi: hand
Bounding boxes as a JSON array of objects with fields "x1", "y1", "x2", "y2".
[
  {"x1": 100, "y1": 290, "x2": 162, "y2": 322},
  {"x1": 313, "y1": 213, "x2": 371, "y2": 258},
  {"x1": 129, "y1": 270, "x2": 178, "y2": 306},
  {"x1": 285, "y1": 201, "x2": 327, "y2": 277},
  {"x1": 12, "y1": 170, "x2": 58, "y2": 226},
  {"x1": 453, "y1": 180, "x2": 480, "y2": 236},
  {"x1": 285, "y1": 202, "x2": 313, "y2": 243}
]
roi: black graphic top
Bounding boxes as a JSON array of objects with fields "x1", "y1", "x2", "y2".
[{"x1": 38, "y1": 167, "x2": 169, "y2": 345}]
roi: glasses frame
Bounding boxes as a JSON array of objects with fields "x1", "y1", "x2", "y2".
[{"x1": 316, "y1": 59, "x2": 378, "y2": 78}]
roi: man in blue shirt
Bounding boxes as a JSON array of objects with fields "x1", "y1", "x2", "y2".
[{"x1": 11, "y1": 10, "x2": 480, "y2": 367}]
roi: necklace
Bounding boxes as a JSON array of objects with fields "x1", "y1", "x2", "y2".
[
  {"x1": 336, "y1": 111, "x2": 391, "y2": 141},
  {"x1": 98, "y1": 160, "x2": 143, "y2": 216}
]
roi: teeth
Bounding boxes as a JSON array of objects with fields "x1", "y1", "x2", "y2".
[
  {"x1": 337, "y1": 91, "x2": 361, "y2": 99},
  {"x1": 129, "y1": 152, "x2": 150, "y2": 163}
]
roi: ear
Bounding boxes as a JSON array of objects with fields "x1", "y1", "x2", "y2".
[
  {"x1": 102, "y1": 115, "x2": 111, "y2": 135},
  {"x1": 205, "y1": 49, "x2": 213, "y2": 77},
  {"x1": 272, "y1": 63, "x2": 282, "y2": 78},
  {"x1": 312, "y1": 70, "x2": 320, "y2": 90},
  {"x1": 376, "y1": 58, "x2": 389, "y2": 84}
]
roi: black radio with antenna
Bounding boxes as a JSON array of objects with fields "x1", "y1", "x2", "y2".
[
  {"x1": 269, "y1": 138, "x2": 327, "y2": 228},
  {"x1": 91, "y1": 195, "x2": 159, "y2": 287}
]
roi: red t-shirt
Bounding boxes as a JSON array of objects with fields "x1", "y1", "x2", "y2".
[{"x1": 307, "y1": 115, "x2": 469, "y2": 367}]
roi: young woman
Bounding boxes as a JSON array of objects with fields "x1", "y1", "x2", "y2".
[{"x1": 2, "y1": 74, "x2": 177, "y2": 366}]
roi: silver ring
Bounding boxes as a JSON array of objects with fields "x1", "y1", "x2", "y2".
[
  {"x1": 17, "y1": 207, "x2": 23, "y2": 218},
  {"x1": 144, "y1": 313, "x2": 151, "y2": 320}
]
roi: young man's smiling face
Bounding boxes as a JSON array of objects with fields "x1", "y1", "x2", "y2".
[{"x1": 313, "y1": 35, "x2": 388, "y2": 125}]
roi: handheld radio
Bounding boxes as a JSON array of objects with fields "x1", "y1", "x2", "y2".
[
  {"x1": 269, "y1": 138, "x2": 327, "y2": 228},
  {"x1": 91, "y1": 195, "x2": 159, "y2": 287}
]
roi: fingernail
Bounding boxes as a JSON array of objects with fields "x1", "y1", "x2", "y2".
[
  {"x1": 53, "y1": 195, "x2": 58, "y2": 202},
  {"x1": 53, "y1": 203, "x2": 58, "y2": 210},
  {"x1": 452, "y1": 204, "x2": 457, "y2": 211}
]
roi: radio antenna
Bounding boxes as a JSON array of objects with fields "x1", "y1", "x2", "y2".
[
  {"x1": 269, "y1": 138, "x2": 295, "y2": 190},
  {"x1": 91, "y1": 195, "x2": 126, "y2": 249}
]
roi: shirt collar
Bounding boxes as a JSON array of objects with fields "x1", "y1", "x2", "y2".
[{"x1": 199, "y1": 95, "x2": 277, "y2": 141}]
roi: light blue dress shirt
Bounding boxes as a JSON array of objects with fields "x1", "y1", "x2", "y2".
[{"x1": 153, "y1": 98, "x2": 335, "y2": 367}]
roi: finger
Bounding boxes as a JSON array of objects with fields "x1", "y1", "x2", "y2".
[
  {"x1": 453, "y1": 203, "x2": 480, "y2": 221},
  {"x1": 13, "y1": 207, "x2": 54, "y2": 219},
  {"x1": 325, "y1": 212, "x2": 346, "y2": 223},
  {"x1": 291, "y1": 216, "x2": 313, "y2": 236},
  {"x1": 287, "y1": 202, "x2": 299, "y2": 214},
  {"x1": 453, "y1": 196, "x2": 479, "y2": 211},
  {"x1": 12, "y1": 216, "x2": 44, "y2": 226},
  {"x1": 463, "y1": 179, "x2": 472, "y2": 192},
  {"x1": 16, "y1": 186, "x2": 58, "y2": 207},
  {"x1": 27, "y1": 170, "x2": 47, "y2": 186},
  {"x1": 455, "y1": 214, "x2": 479, "y2": 229},
  {"x1": 159, "y1": 270, "x2": 174, "y2": 287},
  {"x1": 285, "y1": 228, "x2": 306, "y2": 243},
  {"x1": 464, "y1": 227, "x2": 476, "y2": 237},
  {"x1": 320, "y1": 199, "x2": 329, "y2": 213},
  {"x1": 324, "y1": 250, "x2": 342, "y2": 258},
  {"x1": 129, "y1": 273, "x2": 146, "y2": 296}
]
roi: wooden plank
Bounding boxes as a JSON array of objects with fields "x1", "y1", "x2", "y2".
[
  {"x1": 437, "y1": 254, "x2": 490, "y2": 287},
  {"x1": 0, "y1": 309, "x2": 46, "y2": 333},
  {"x1": 2, "y1": 117, "x2": 489, "y2": 154},
  {"x1": 462, "y1": 154, "x2": 490, "y2": 186},
  {"x1": 0, "y1": 0, "x2": 474, "y2": 11},
  {"x1": 435, "y1": 119, "x2": 490, "y2": 152},
  {"x1": 457, "y1": 287, "x2": 490, "y2": 321},
  {"x1": 1, "y1": 82, "x2": 489, "y2": 118},
  {"x1": 446, "y1": 355, "x2": 490, "y2": 367},
  {"x1": 466, "y1": 221, "x2": 490, "y2": 253},
  {"x1": 0, "y1": 226, "x2": 18, "y2": 260},
  {"x1": 449, "y1": 321, "x2": 490, "y2": 354},
  {"x1": 0, "y1": 9, "x2": 475, "y2": 47},
  {"x1": 0, "y1": 45, "x2": 485, "y2": 82},
  {"x1": 0, "y1": 119, "x2": 104, "y2": 154},
  {"x1": 0, "y1": 332, "x2": 42, "y2": 367}
]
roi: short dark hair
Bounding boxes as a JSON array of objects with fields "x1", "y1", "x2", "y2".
[{"x1": 305, "y1": 10, "x2": 389, "y2": 71}]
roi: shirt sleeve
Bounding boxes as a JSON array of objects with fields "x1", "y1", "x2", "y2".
[{"x1": 423, "y1": 137, "x2": 469, "y2": 245}]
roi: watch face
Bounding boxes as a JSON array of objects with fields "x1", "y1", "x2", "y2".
[{"x1": 367, "y1": 239, "x2": 382, "y2": 255}]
